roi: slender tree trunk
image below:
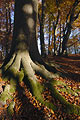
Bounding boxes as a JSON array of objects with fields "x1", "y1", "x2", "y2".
[
  {"x1": 48, "y1": 18, "x2": 51, "y2": 55},
  {"x1": 5, "y1": 7, "x2": 9, "y2": 56},
  {"x1": 8, "y1": 7, "x2": 11, "y2": 34},
  {"x1": 53, "y1": 22, "x2": 56, "y2": 56},
  {"x1": 40, "y1": 22, "x2": 45, "y2": 56},
  {"x1": 53, "y1": 10, "x2": 59, "y2": 56},
  {"x1": 61, "y1": 23, "x2": 72, "y2": 55},
  {"x1": 58, "y1": 22, "x2": 61, "y2": 55},
  {"x1": 5, "y1": 4, "x2": 12, "y2": 58},
  {"x1": 61, "y1": 0, "x2": 79, "y2": 55},
  {"x1": 39, "y1": 0, "x2": 45, "y2": 57}
]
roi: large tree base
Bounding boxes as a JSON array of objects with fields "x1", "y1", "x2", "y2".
[{"x1": 0, "y1": 51, "x2": 80, "y2": 117}]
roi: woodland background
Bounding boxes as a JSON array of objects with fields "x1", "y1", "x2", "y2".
[{"x1": 0, "y1": 0, "x2": 80, "y2": 60}]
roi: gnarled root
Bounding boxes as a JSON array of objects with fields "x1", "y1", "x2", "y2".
[{"x1": 0, "y1": 51, "x2": 80, "y2": 117}]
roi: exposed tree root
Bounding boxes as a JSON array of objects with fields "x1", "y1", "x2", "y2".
[
  {"x1": 45, "y1": 80, "x2": 80, "y2": 115},
  {"x1": 0, "y1": 51, "x2": 80, "y2": 117}
]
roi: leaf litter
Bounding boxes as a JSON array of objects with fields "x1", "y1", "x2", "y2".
[{"x1": 0, "y1": 54, "x2": 80, "y2": 120}]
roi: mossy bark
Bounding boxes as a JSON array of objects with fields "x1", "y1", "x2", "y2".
[
  {"x1": 1, "y1": 51, "x2": 80, "y2": 116},
  {"x1": 46, "y1": 80, "x2": 80, "y2": 115},
  {"x1": 0, "y1": 51, "x2": 57, "y2": 115}
]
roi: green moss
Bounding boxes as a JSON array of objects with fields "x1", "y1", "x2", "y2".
[
  {"x1": 63, "y1": 103, "x2": 80, "y2": 115},
  {"x1": 53, "y1": 80, "x2": 78, "y2": 97},
  {"x1": 44, "y1": 102, "x2": 56, "y2": 111},
  {"x1": 60, "y1": 88, "x2": 67, "y2": 92},
  {"x1": 7, "y1": 101, "x2": 15, "y2": 116},
  {"x1": 9, "y1": 86, "x2": 16, "y2": 93},
  {"x1": 52, "y1": 86, "x2": 68, "y2": 104},
  {"x1": 30, "y1": 80, "x2": 44, "y2": 102},
  {"x1": 3, "y1": 77, "x2": 9, "y2": 82},
  {"x1": 4, "y1": 64, "x2": 10, "y2": 71},
  {"x1": 10, "y1": 78, "x2": 17, "y2": 86},
  {"x1": 0, "y1": 84, "x2": 15, "y2": 104},
  {"x1": 46, "y1": 81, "x2": 80, "y2": 115},
  {"x1": 10, "y1": 67, "x2": 17, "y2": 75},
  {"x1": 33, "y1": 85, "x2": 56, "y2": 111},
  {"x1": 60, "y1": 87, "x2": 78, "y2": 96},
  {"x1": 75, "y1": 89, "x2": 80, "y2": 92},
  {"x1": 0, "y1": 92, "x2": 13, "y2": 104},
  {"x1": 53, "y1": 80, "x2": 66, "y2": 86},
  {"x1": 18, "y1": 69, "x2": 24, "y2": 82},
  {"x1": 26, "y1": 76, "x2": 57, "y2": 111},
  {"x1": 0, "y1": 93, "x2": 13, "y2": 103}
]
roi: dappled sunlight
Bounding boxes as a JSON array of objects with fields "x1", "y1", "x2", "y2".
[
  {"x1": 18, "y1": 32, "x2": 26, "y2": 41},
  {"x1": 22, "y1": 4, "x2": 33, "y2": 14},
  {"x1": 27, "y1": 18, "x2": 34, "y2": 29},
  {"x1": 46, "y1": 55, "x2": 80, "y2": 82},
  {"x1": 17, "y1": 42, "x2": 27, "y2": 51}
]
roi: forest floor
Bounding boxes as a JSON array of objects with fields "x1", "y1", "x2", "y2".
[{"x1": 0, "y1": 54, "x2": 80, "y2": 120}]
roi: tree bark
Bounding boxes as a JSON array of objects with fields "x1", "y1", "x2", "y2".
[
  {"x1": 53, "y1": 10, "x2": 59, "y2": 56},
  {"x1": 61, "y1": 0, "x2": 79, "y2": 55},
  {"x1": 48, "y1": 18, "x2": 51, "y2": 55},
  {"x1": 58, "y1": 22, "x2": 62, "y2": 55},
  {"x1": 53, "y1": 22, "x2": 56, "y2": 55},
  {"x1": 1, "y1": 0, "x2": 57, "y2": 112},
  {"x1": 39, "y1": 0, "x2": 45, "y2": 57},
  {"x1": 5, "y1": 6, "x2": 9, "y2": 56}
]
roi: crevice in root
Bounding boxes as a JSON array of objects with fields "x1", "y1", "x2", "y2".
[
  {"x1": 30, "y1": 61, "x2": 59, "y2": 81},
  {"x1": 1, "y1": 54, "x2": 17, "y2": 81},
  {"x1": 2, "y1": 52, "x2": 22, "y2": 80},
  {"x1": 1, "y1": 54, "x2": 16, "y2": 70}
]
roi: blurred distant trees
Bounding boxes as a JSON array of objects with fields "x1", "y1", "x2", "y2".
[
  {"x1": 0, "y1": 0, "x2": 14, "y2": 59},
  {"x1": 0, "y1": 0, "x2": 80, "y2": 60}
]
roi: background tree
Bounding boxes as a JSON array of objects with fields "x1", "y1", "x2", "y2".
[
  {"x1": 38, "y1": 0, "x2": 46, "y2": 57},
  {"x1": 58, "y1": 0, "x2": 80, "y2": 55},
  {"x1": 43, "y1": 0, "x2": 80, "y2": 55},
  {"x1": 0, "y1": 0, "x2": 14, "y2": 59}
]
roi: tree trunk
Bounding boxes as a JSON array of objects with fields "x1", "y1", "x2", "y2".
[
  {"x1": 48, "y1": 18, "x2": 51, "y2": 55},
  {"x1": 5, "y1": 4, "x2": 12, "y2": 58},
  {"x1": 53, "y1": 22, "x2": 56, "y2": 56},
  {"x1": 1, "y1": 0, "x2": 58, "y2": 113},
  {"x1": 58, "y1": 22, "x2": 61, "y2": 55},
  {"x1": 53, "y1": 11, "x2": 59, "y2": 56},
  {"x1": 5, "y1": 7, "x2": 9, "y2": 56},
  {"x1": 39, "y1": 0, "x2": 45, "y2": 57},
  {"x1": 61, "y1": 23, "x2": 71, "y2": 55},
  {"x1": 60, "y1": 0, "x2": 79, "y2": 55},
  {"x1": 0, "y1": 0, "x2": 80, "y2": 117}
]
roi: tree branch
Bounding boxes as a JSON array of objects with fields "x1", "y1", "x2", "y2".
[
  {"x1": 67, "y1": 39, "x2": 79, "y2": 48},
  {"x1": 65, "y1": 0, "x2": 79, "y2": 32},
  {"x1": 73, "y1": 11, "x2": 80, "y2": 21},
  {"x1": 55, "y1": 10, "x2": 60, "y2": 26}
]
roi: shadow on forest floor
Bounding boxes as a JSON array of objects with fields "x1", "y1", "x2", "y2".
[
  {"x1": 0, "y1": 54, "x2": 80, "y2": 120},
  {"x1": 45, "y1": 54, "x2": 80, "y2": 82}
]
